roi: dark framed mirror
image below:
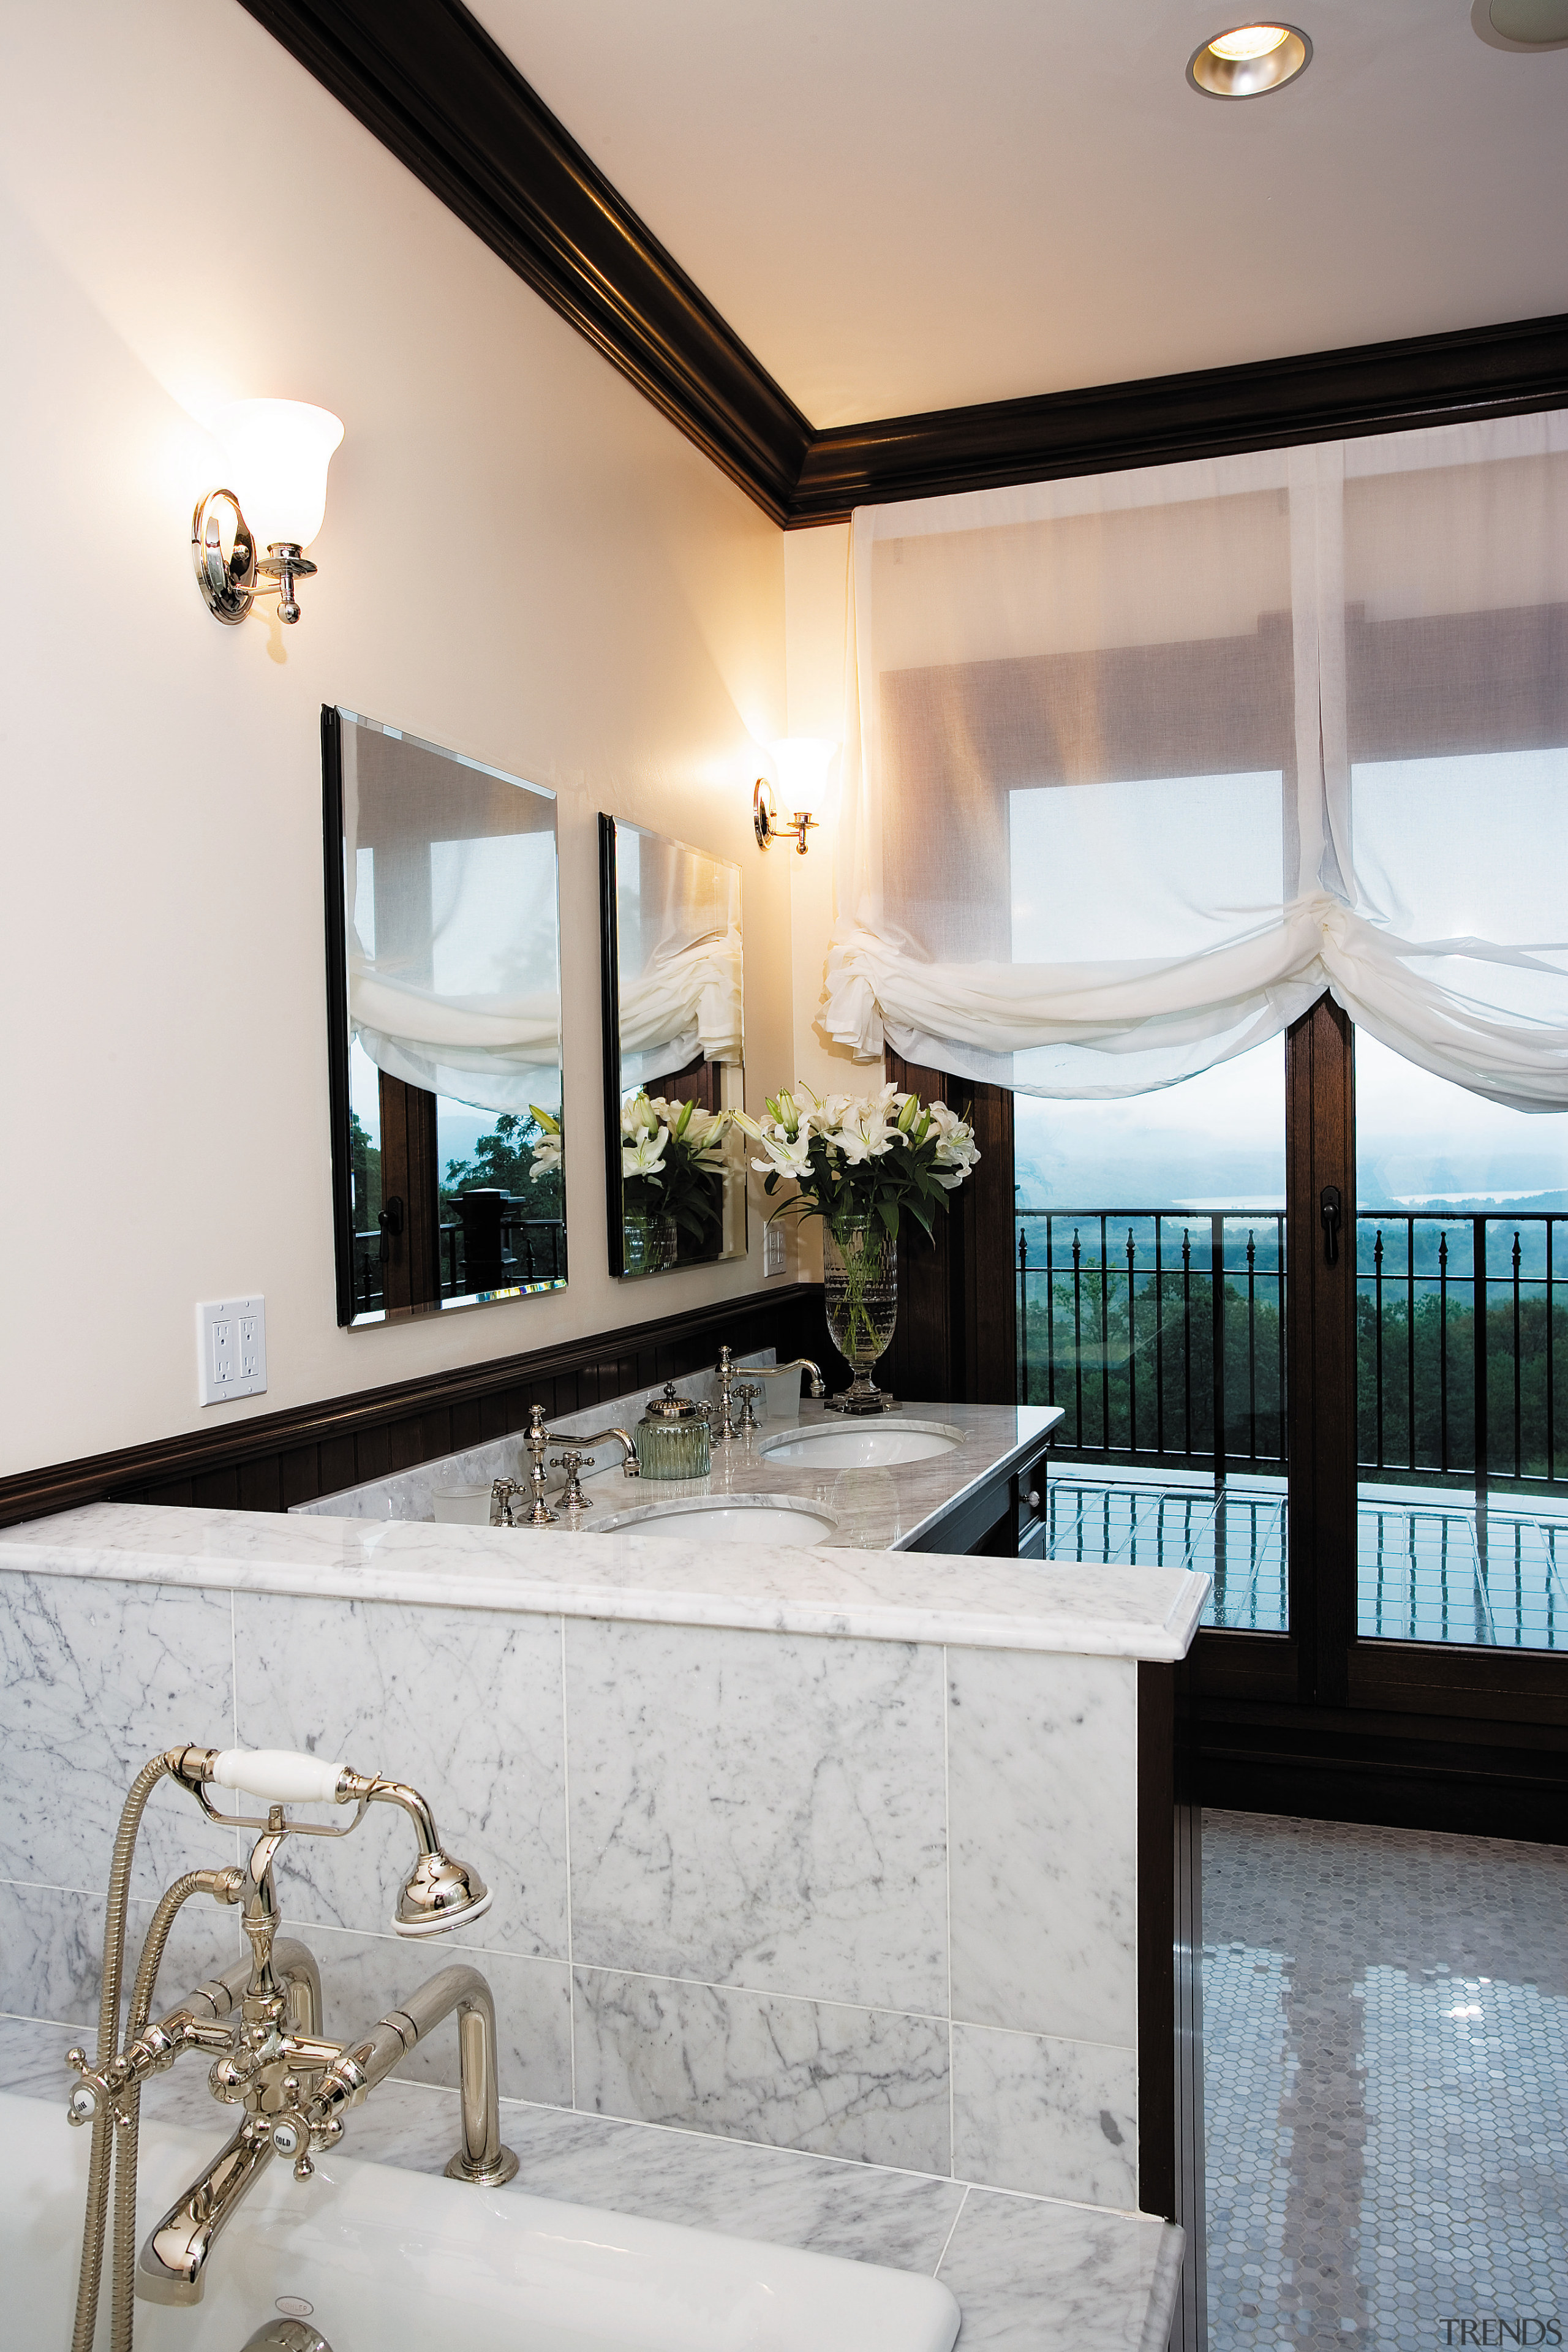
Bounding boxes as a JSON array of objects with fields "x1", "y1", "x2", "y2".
[
  {"x1": 598, "y1": 813, "x2": 747, "y2": 1280},
  {"x1": 323, "y1": 707, "x2": 567, "y2": 1326}
]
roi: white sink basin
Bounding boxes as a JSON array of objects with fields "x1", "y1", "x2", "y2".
[
  {"x1": 759, "y1": 1423, "x2": 964, "y2": 1469},
  {"x1": 9, "y1": 2092, "x2": 959, "y2": 2351},
  {"x1": 599, "y1": 1494, "x2": 839, "y2": 1545}
]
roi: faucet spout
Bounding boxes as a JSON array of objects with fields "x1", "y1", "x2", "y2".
[
  {"x1": 137, "y1": 2114, "x2": 273, "y2": 2305},
  {"x1": 300, "y1": 1962, "x2": 518, "y2": 2187}
]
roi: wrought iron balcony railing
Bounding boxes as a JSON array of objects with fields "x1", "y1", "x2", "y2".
[{"x1": 1017, "y1": 1208, "x2": 1567, "y2": 1493}]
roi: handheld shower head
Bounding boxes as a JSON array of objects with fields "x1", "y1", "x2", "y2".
[
  {"x1": 393, "y1": 1845, "x2": 493, "y2": 1938},
  {"x1": 337, "y1": 1771, "x2": 496, "y2": 1938}
]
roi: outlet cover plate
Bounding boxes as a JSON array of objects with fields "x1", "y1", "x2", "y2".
[
  {"x1": 763, "y1": 1221, "x2": 787, "y2": 1278},
  {"x1": 198, "y1": 1296, "x2": 267, "y2": 1405}
]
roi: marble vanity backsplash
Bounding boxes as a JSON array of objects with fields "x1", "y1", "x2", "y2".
[
  {"x1": 0, "y1": 1556, "x2": 1145, "y2": 2215},
  {"x1": 290, "y1": 1352, "x2": 782, "y2": 1523}
]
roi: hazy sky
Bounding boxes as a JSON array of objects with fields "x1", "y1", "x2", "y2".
[{"x1": 1016, "y1": 1031, "x2": 1566, "y2": 1207}]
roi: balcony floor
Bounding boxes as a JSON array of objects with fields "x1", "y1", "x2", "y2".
[{"x1": 1041, "y1": 1465, "x2": 1568, "y2": 1652}]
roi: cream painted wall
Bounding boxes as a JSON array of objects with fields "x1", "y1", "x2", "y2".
[
  {"x1": 0, "y1": 0, "x2": 796, "y2": 1476},
  {"x1": 783, "y1": 524, "x2": 862, "y2": 1111},
  {"x1": 780, "y1": 523, "x2": 861, "y2": 1284}
]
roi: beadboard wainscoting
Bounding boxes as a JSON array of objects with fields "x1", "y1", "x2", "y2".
[{"x1": 0, "y1": 1546, "x2": 1187, "y2": 2215}]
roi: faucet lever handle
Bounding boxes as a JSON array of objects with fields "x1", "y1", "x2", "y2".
[{"x1": 210, "y1": 1750, "x2": 346, "y2": 1806}]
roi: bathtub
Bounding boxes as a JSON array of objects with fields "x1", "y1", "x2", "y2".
[{"x1": 8, "y1": 2090, "x2": 961, "y2": 2351}]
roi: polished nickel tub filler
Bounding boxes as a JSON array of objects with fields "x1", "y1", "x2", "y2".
[{"x1": 44, "y1": 1738, "x2": 958, "y2": 2352}]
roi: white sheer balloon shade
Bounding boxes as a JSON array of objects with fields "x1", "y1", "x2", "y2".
[
  {"x1": 826, "y1": 409, "x2": 1568, "y2": 1114},
  {"x1": 214, "y1": 398, "x2": 344, "y2": 551}
]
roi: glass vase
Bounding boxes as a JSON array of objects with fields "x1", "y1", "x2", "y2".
[
  {"x1": 624, "y1": 1210, "x2": 678, "y2": 1276},
  {"x1": 822, "y1": 1218, "x2": 899, "y2": 1413}
]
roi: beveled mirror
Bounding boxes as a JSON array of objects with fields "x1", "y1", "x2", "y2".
[
  {"x1": 324, "y1": 707, "x2": 566, "y2": 1325},
  {"x1": 598, "y1": 814, "x2": 747, "y2": 1278}
]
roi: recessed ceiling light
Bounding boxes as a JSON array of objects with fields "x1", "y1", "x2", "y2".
[
  {"x1": 1188, "y1": 22, "x2": 1313, "y2": 96},
  {"x1": 1209, "y1": 24, "x2": 1290, "y2": 59},
  {"x1": 1472, "y1": 0, "x2": 1568, "y2": 50}
]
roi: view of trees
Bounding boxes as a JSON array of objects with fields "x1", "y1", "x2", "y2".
[
  {"x1": 1019, "y1": 1212, "x2": 1567, "y2": 1483},
  {"x1": 443, "y1": 1109, "x2": 564, "y2": 1224}
]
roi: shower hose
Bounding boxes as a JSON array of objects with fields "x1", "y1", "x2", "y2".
[{"x1": 71, "y1": 1752, "x2": 232, "y2": 2352}]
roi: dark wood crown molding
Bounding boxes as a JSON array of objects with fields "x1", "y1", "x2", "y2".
[
  {"x1": 236, "y1": 0, "x2": 810, "y2": 521},
  {"x1": 239, "y1": 1, "x2": 1568, "y2": 524},
  {"x1": 791, "y1": 312, "x2": 1568, "y2": 523}
]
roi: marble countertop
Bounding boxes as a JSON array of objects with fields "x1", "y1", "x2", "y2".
[
  {"x1": 0, "y1": 2016, "x2": 1182, "y2": 2352},
  {"x1": 0, "y1": 1478, "x2": 1208, "y2": 1657},
  {"x1": 561, "y1": 1400, "x2": 1063, "y2": 1554}
]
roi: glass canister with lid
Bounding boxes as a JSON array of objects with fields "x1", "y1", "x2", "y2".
[{"x1": 636, "y1": 1384, "x2": 713, "y2": 1481}]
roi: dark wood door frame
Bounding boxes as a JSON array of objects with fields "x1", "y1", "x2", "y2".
[
  {"x1": 1284, "y1": 995, "x2": 1357, "y2": 1710},
  {"x1": 1185, "y1": 995, "x2": 1568, "y2": 1839}
]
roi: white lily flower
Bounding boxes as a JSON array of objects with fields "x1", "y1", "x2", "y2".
[
  {"x1": 753, "y1": 1128, "x2": 813, "y2": 1179},
  {"x1": 622, "y1": 1126, "x2": 669, "y2": 1178}
]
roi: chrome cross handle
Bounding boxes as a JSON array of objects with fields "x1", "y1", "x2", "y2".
[{"x1": 549, "y1": 1450, "x2": 596, "y2": 1511}]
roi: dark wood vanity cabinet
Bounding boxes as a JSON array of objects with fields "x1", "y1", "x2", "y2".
[{"x1": 908, "y1": 1431, "x2": 1056, "y2": 1558}]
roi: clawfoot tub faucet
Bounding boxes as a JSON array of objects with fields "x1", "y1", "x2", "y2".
[{"x1": 65, "y1": 1744, "x2": 517, "y2": 2352}]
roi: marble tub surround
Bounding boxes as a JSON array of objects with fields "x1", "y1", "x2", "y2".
[
  {"x1": 0, "y1": 1499, "x2": 1207, "y2": 1657},
  {"x1": 0, "y1": 2019, "x2": 1183, "y2": 2352},
  {"x1": 0, "y1": 1550, "x2": 1192, "y2": 2214}
]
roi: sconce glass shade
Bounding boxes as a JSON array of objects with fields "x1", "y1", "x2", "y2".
[
  {"x1": 768, "y1": 737, "x2": 837, "y2": 818},
  {"x1": 214, "y1": 398, "x2": 344, "y2": 552}
]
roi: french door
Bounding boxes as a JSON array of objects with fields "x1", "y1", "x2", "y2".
[
  {"x1": 1196, "y1": 997, "x2": 1568, "y2": 1839},
  {"x1": 895, "y1": 995, "x2": 1567, "y2": 1836}
]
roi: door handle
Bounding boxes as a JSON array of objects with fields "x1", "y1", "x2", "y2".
[
  {"x1": 378, "y1": 1197, "x2": 405, "y2": 1262},
  {"x1": 1319, "y1": 1185, "x2": 1342, "y2": 1267}
]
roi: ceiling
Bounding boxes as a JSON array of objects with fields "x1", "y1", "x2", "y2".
[{"x1": 467, "y1": 0, "x2": 1568, "y2": 431}]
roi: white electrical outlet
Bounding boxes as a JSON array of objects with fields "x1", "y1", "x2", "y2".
[
  {"x1": 763, "y1": 1221, "x2": 787, "y2": 1278},
  {"x1": 198, "y1": 1296, "x2": 268, "y2": 1405}
]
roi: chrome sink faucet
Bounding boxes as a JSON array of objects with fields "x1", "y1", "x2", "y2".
[
  {"x1": 712, "y1": 1345, "x2": 826, "y2": 1441},
  {"x1": 491, "y1": 1401, "x2": 641, "y2": 1525},
  {"x1": 65, "y1": 1744, "x2": 517, "y2": 2346}
]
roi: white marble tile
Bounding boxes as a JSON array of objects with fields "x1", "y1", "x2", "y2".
[
  {"x1": 573, "y1": 1966, "x2": 951, "y2": 2175},
  {"x1": 232, "y1": 1592, "x2": 568, "y2": 1961},
  {"x1": 0, "y1": 1572, "x2": 237, "y2": 1897},
  {"x1": 566, "y1": 1619, "x2": 947, "y2": 2012},
  {"x1": 1, "y1": 1496, "x2": 1208, "y2": 1660},
  {"x1": 951, "y1": 2024, "x2": 1139, "y2": 2209},
  {"x1": 948, "y1": 1648, "x2": 1138, "y2": 2048},
  {"x1": 937, "y1": 2186, "x2": 1183, "y2": 2352},
  {"x1": 298, "y1": 1921, "x2": 573, "y2": 2109},
  {"x1": 0, "y1": 1877, "x2": 243, "y2": 2035},
  {"x1": 427, "y1": 2097, "x2": 965, "y2": 2269}
]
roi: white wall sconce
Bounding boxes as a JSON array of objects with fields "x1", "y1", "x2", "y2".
[
  {"x1": 192, "y1": 398, "x2": 344, "y2": 626},
  {"x1": 753, "y1": 737, "x2": 836, "y2": 854}
]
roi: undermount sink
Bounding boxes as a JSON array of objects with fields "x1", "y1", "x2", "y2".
[
  {"x1": 597, "y1": 1494, "x2": 839, "y2": 1545},
  {"x1": 758, "y1": 1423, "x2": 965, "y2": 1469}
]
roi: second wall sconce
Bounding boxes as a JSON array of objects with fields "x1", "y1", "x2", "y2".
[
  {"x1": 193, "y1": 398, "x2": 344, "y2": 627},
  {"x1": 753, "y1": 737, "x2": 837, "y2": 855}
]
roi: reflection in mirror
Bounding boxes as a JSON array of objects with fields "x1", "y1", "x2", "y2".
[
  {"x1": 598, "y1": 815, "x2": 747, "y2": 1279},
  {"x1": 324, "y1": 708, "x2": 566, "y2": 1325}
]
